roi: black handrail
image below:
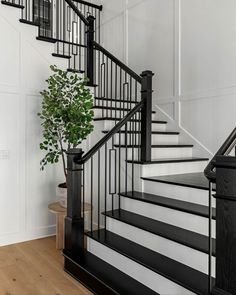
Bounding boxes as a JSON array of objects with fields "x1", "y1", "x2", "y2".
[
  {"x1": 73, "y1": 0, "x2": 103, "y2": 11},
  {"x1": 65, "y1": 0, "x2": 89, "y2": 26},
  {"x1": 77, "y1": 100, "x2": 144, "y2": 164},
  {"x1": 204, "y1": 127, "x2": 236, "y2": 182},
  {"x1": 93, "y1": 41, "x2": 142, "y2": 84}
]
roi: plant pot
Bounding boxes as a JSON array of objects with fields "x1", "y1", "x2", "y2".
[{"x1": 57, "y1": 183, "x2": 67, "y2": 208}]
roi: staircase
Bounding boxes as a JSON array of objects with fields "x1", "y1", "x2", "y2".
[{"x1": 2, "y1": 1, "x2": 235, "y2": 295}]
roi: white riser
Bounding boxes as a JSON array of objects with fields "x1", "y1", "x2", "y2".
[
  {"x1": 94, "y1": 109, "x2": 156, "y2": 119},
  {"x1": 106, "y1": 217, "x2": 215, "y2": 276},
  {"x1": 143, "y1": 180, "x2": 215, "y2": 207},
  {"x1": 123, "y1": 147, "x2": 193, "y2": 161},
  {"x1": 138, "y1": 161, "x2": 207, "y2": 177},
  {"x1": 121, "y1": 197, "x2": 215, "y2": 238},
  {"x1": 88, "y1": 238, "x2": 196, "y2": 295},
  {"x1": 113, "y1": 134, "x2": 179, "y2": 145},
  {"x1": 102, "y1": 120, "x2": 167, "y2": 132}
]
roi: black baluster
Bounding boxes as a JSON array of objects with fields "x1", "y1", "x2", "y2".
[
  {"x1": 98, "y1": 150, "x2": 100, "y2": 231},
  {"x1": 115, "y1": 64, "x2": 118, "y2": 122},
  {"x1": 86, "y1": 15, "x2": 95, "y2": 86},
  {"x1": 104, "y1": 143, "x2": 107, "y2": 230},
  {"x1": 106, "y1": 56, "x2": 108, "y2": 118},
  {"x1": 132, "y1": 116, "x2": 134, "y2": 192},
  {"x1": 118, "y1": 129, "x2": 121, "y2": 210},
  {"x1": 90, "y1": 157, "x2": 93, "y2": 233},
  {"x1": 141, "y1": 70, "x2": 154, "y2": 162},
  {"x1": 110, "y1": 60, "x2": 113, "y2": 119},
  {"x1": 125, "y1": 123, "x2": 128, "y2": 193}
]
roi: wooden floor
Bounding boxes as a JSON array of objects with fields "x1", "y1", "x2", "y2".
[{"x1": 0, "y1": 236, "x2": 92, "y2": 295}]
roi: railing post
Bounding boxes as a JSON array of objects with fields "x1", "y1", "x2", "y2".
[
  {"x1": 141, "y1": 70, "x2": 154, "y2": 162},
  {"x1": 86, "y1": 15, "x2": 95, "y2": 86},
  {"x1": 64, "y1": 148, "x2": 84, "y2": 257},
  {"x1": 212, "y1": 155, "x2": 236, "y2": 295}
]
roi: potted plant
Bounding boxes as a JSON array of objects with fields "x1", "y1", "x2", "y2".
[{"x1": 38, "y1": 65, "x2": 94, "y2": 207}]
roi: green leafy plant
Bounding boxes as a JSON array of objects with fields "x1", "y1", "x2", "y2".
[{"x1": 38, "y1": 65, "x2": 94, "y2": 182}]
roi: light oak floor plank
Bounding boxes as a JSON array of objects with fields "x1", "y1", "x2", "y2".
[{"x1": 0, "y1": 236, "x2": 92, "y2": 295}]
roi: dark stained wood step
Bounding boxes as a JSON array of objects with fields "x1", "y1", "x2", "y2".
[
  {"x1": 119, "y1": 190, "x2": 216, "y2": 219},
  {"x1": 142, "y1": 172, "x2": 215, "y2": 191},
  {"x1": 114, "y1": 144, "x2": 194, "y2": 148},
  {"x1": 63, "y1": 250, "x2": 157, "y2": 295},
  {"x1": 94, "y1": 105, "x2": 156, "y2": 113},
  {"x1": 94, "y1": 117, "x2": 167, "y2": 124},
  {"x1": 87, "y1": 229, "x2": 214, "y2": 295},
  {"x1": 19, "y1": 19, "x2": 39, "y2": 26},
  {"x1": 102, "y1": 130, "x2": 179, "y2": 135},
  {"x1": 127, "y1": 157, "x2": 209, "y2": 165},
  {"x1": 1, "y1": 0, "x2": 24, "y2": 8},
  {"x1": 52, "y1": 53, "x2": 71, "y2": 59},
  {"x1": 103, "y1": 209, "x2": 215, "y2": 256}
]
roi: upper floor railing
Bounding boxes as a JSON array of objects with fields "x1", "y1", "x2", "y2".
[{"x1": 10, "y1": 0, "x2": 102, "y2": 73}]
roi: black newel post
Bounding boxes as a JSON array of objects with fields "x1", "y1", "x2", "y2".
[
  {"x1": 212, "y1": 156, "x2": 236, "y2": 295},
  {"x1": 86, "y1": 15, "x2": 95, "y2": 86},
  {"x1": 141, "y1": 70, "x2": 154, "y2": 162},
  {"x1": 64, "y1": 148, "x2": 84, "y2": 257}
]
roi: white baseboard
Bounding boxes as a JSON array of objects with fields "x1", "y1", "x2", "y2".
[{"x1": 0, "y1": 225, "x2": 56, "y2": 247}]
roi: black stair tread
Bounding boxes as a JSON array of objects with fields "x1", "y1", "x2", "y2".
[
  {"x1": 94, "y1": 117, "x2": 167, "y2": 124},
  {"x1": 87, "y1": 229, "x2": 213, "y2": 295},
  {"x1": 67, "y1": 68, "x2": 85, "y2": 73},
  {"x1": 119, "y1": 191, "x2": 216, "y2": 219},
  {"x1": 93, "y1": 105, "x2": 156, "y2": 113},
  {"x1": 87, "y1": 82, "x2": 99, "y2": 87},
  {"x1": 102, "y1": 130, "x2": 179, "y2": 135},
  {"x1": 142, "y1": 172, "x2": 216, "y2": 191},
  {"x1": 19, "y1": 19, "x2": 39, "y2": 26},
  {"x1": 95, "y1": 96, "x2": 137, "y2": 104},
  {"x1": 64, "y1": 250, "x2": 157, "y2": 295},
  {"x1": 52, "y1": 53, "x2": 71, "y2": 59},
  {"x1": 127, "y1": 157, "x2": 209, "y2": 164},
  {"x1": 103, "y1": 209, "x2": 215, "y2": 256},
  {"x1": 36, "y1": 36, "x2": 57, "y2": 43},
  {"x1": 1, "y1": 0, "x2": 24, "y2": 8},
  {"x1": 114, "y1": 144, "x2": 194, "y2": 148}
]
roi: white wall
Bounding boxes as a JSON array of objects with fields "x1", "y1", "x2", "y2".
[
  {"x1": 99, "y1": 0, "x2": 236, "y2": 155},
  {"x1": 0, "y1": 5, "x2": 71, "y2": 246}
]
